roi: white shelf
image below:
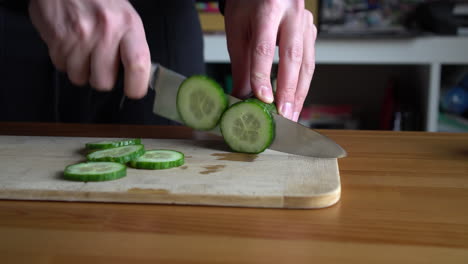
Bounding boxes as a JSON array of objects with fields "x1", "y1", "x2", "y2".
[
  {"x1": 204, "y1": 35, "x2": 468, "y2": 64},
  {"x1": 203, "y1": 35, "x2": 468, "y2": 131}
]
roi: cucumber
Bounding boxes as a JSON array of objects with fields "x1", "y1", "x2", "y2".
[
  {"x1": 220, "y1": 100, "x2": 275, "y2": 154},
  {"x1": 244, "y1": 98, "x2": 278, "y2": 114},
  {"x1": 86, "y1": 144, "x2": 144, "y2": 163},
  {"x1": 177, "y1": 75, "x2": 228, "y2": 130},
  {"x1": 85, "y1": 138, "x2": 141, "y2": 150},
  {"x1": 129, "y1": 149, "x2": 184, "y2": 170},
  {"x1": 64, "y1": 162, "x2": 126, "y2": 182}
]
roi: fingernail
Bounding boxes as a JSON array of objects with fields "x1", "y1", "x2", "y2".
[
  {"x1": 280, "y1": 102, "x2": 293, "y2": 120},
  {"x1": 259, "y1": 85, "x2": 274, "y2": 103},
  {"x1": 293, "y1": 111, "x2": 300, "y2": 122}
]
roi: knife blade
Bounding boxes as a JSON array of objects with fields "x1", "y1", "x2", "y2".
[{"x1": 149, "y1": 63, "x2": 347, "y2": 158}]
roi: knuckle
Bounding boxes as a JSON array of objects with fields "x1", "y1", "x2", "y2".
[
  {"x1": 251, "y1": 72, "x2": 270, "y2": 84},
  {"x1": 254, "y1": 41, "x2": 275, "y2": 57},
  {"x1": 128, "y1": 53, "x2": 150, "y2": 73},
  {"x1": 71, "y1": 20, "x2": 92, "y2": 41},
  {"x1": 302, "y1": 61, "x2": 315, "y2": 76},
  {"x1": 48, "y1": 29, "x2": 64, "y2": 43},
  {"x1": 295, "y1": 93, "x2": 307, "y2": 105},
  {"x1": 96, "y1": 9, "x2": 116, "y2": 33},
  {"x1": 121, "y1": 8, "x2": 141, "y2": 28},
  {"x1": 281, "y1": 82, "x2": 297, "y2": 95},
  {"x1": 284, "y1": 41, "x2": 303, "y2": 62}
]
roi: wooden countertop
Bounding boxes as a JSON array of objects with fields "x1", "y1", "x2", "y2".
[{"x1": 1, "y1": 122, "x2": 467, "y2": 263}]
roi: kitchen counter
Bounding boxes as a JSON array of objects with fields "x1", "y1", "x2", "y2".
[{"x1": 1, "y1": 122, "x2": 467, "y2": 263}]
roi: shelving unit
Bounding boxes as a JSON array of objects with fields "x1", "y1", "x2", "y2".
[{"x1": 203, "y1": 35, "x2": 468, "y2": 131}]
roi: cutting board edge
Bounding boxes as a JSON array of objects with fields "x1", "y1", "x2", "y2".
[
  {"x1": 283, "y1": 185, "x2": 341, "y2": 209},
  {"x1": 0, "y1": 186, "x2": 341, "y2": 209}
]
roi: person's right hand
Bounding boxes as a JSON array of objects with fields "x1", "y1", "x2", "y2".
[{"x1": 29, "y1": 0, "x2": 151, "y2": 99}]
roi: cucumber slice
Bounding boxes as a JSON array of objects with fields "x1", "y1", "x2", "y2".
[
  {"x1": 64, "y1": 162, "x2": 126, "y2": 182},
  {"x1": 177, "y1": 75, "x2": 228, "y2": 130},
  {"x1": 86, "y1": 144, "x2": 144, "y2": 163},
  {"x1": 85, "y1": 138, "x2": 141, "y2": 150},
  {"x1": 129, "y1": 149, "x2": 184, "y2": 170},
  {"x1": 220, "y1": 100, "x2": 275, "y2": 154}
]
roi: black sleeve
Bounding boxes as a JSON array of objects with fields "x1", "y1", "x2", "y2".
[
  {"x1": 0, "y1": 0, "x2": 31, "y2": 15},
  {"x1": 218, "y1": 0, "x2": 225, "y2": 15}
]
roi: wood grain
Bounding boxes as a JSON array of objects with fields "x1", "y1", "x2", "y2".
[{"x1": 1, "y1": 123, "x2": 468, "y2": 263}]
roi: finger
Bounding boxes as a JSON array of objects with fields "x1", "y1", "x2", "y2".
[
  {"x1": 89, "y1": 29, "x2": 121, "y2": 91},
  {"x1": 49, "y1": 45, "x2": 67, "y2": 72},
  {"x1": 293, "y1": 11, "x2": 316, "y2": 122},
  {"x1": 49, "y1": 36, "x2": 77, "y2": 72},
  {"x1": 226, "y1": 22, "x2": 251, "y2": 98},
  {"x1": 66, "y1": 42, "x2": 91, "y2": 86},
  {"x1": 276, "y1": 11, "x2": 304, "y2": 120},
  {"x1": 249, "y1": 5, "x2": 282, "y2": 103},
  {"x1": 119, "y1": 24, "x2": 151, "y2": 99}
]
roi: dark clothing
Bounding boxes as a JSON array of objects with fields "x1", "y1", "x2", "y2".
[{"x1": 0, "y1": 0, "x2": 204, "y2": 124}]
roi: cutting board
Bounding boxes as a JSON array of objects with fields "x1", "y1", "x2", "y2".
[{"x1": 0, "y1": 135, "x2": 341, "y2": 209}]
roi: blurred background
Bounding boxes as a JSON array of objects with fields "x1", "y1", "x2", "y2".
[{"x1": 197, "y1": 0, "x2": 468, "y2": 132}]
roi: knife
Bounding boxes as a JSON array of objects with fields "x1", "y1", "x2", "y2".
[{"x1": 149, "y1": 63, "x2": 346, "y2": 158}]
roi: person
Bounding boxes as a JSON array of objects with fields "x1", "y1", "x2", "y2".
[{"x1": 0, "y1": 0, "x2": 316, "y2": 124}]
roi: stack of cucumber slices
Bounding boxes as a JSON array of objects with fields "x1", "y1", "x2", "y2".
[
  {"x1": 64, "y1": 139, "x2": 184, "y2": 182},
  {"x1": 177, "y1": 76, "x2": 277, "y2": 154}
]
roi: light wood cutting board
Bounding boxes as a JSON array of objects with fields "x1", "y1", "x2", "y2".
[{"x1": 0, "y1": 135, "x2": 341, "y2": 209}]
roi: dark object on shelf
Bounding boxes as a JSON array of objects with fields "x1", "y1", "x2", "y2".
[
  {"x1": 318, "y1": 0, "x2": 424, "y2": 37},
  {"x1": 380, "y1": 78, "x2": 422, "y2": 131},
  {"x1": 406, "y1": 0, "x2": 468, "y2": 35}
]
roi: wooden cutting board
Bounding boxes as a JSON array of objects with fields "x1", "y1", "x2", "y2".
[{"x1": 0, "y1": 135, "x2": 341, "y2": 209}]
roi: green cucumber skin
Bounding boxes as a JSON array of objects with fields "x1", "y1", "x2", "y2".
[
  {"x1": 129, "y1": 158, "x2": 184, "y2": 170},
  {"x1": 86, "y1": 145, "x2": 145, "y2": 164},
  {"x1": 63, "y1": 162, "x2": 127, "y2": 182},
  {"x1": 176, "y1": 75, "x2": 228, "y2": 131},
  {"x1": 244, "y1": 98, "x2": 278, "y2": 115},
  {"x1": 220, "y1": 100, "x2": 275, "y2": 154},
  {"x1": 86, "y1": 138, "x2": 142, "y2": 150},
  {"x1": 129, "y1": 150, "x2": 185, "y2": 170}
]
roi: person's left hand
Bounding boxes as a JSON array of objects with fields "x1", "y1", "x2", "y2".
[{"x1": 224, "y1": 0, "x2": 317, "y2": 122}]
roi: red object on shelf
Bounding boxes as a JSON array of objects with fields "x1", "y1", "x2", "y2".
[
  {"x1": 380, "y1": 79, "x2": 396, "y2": 130},
  {"x1": 300, "y1": 105, "x2": 354, "y2": 121}
]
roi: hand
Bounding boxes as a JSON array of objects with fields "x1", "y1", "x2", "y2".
[
  {"x1": 224, "y1": 0, "x2": 317, "y2": 121},
  {"x1": 29, "y1": 0, "x2": 151, "y2": 99}
]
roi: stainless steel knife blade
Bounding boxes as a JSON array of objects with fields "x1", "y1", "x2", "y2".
[{"x1": 149, "y1": 63, "x2": 347, "y2": 158}]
